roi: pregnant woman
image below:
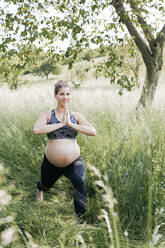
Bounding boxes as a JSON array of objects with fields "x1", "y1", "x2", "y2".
[{"x1": 33, "y1": 80, "x2": 96, "y2": 220}]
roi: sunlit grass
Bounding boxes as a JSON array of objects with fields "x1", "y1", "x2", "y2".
[{"x1": 0, "y1": 79, "x2": 165, "y2": 247}]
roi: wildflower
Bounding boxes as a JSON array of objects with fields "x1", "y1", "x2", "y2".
[
  {"x1": 0, "y1": 190, "x2": 12, "y2": 206},
  {"x1": 0, "y1": 227, "x2": 16, "y2": 246},
  {"x1": 124, "y1": 231, "x2": 128, "y2": 237},
  {"x1": 0, "y1": 216, "x2": 14, "y2": 225},
  {"x1": 150, "y1": 225, "x2": 162, "y2": 248},
  {"x1": 87, "y1": 163, "x2": 102, "y2": 178},
  {"x1": 0, "y1": 164, "x2": 4, "y2": 173},
  {"x1": 101, "y1": 209, "x2": 112, "y2": 235}
]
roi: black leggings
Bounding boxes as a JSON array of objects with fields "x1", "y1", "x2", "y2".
[{"x1": 37, "y1": 155, "x2": 87, "y2": 218}]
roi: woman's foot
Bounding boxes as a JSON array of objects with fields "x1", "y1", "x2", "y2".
[
  {"x1": 77, "y1": 215, "x2": 85, "y2": 224},
  {"x1": 36, "y1": 189, "x2": 43, "y2": 201}
]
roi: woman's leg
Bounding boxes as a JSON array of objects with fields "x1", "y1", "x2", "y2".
[
  {"x1": 64, "y1": 156, "x2": 87, "y2": 218},
  {"x1": 37, "y1": 154, "x2": 63, "y2": 200}
]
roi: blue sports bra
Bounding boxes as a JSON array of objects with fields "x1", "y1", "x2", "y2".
[{"x1": 47, "y1": 109, "x2": 78, "y2": 140}]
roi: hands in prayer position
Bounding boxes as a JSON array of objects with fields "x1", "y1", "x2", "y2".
[{"x1": 61, "y1": 106, "x2": 71, "y2": 126}]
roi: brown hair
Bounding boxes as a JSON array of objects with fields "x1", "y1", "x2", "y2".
[{"x1": 54, "y1": 80, "x2": 70, "y2": 94}]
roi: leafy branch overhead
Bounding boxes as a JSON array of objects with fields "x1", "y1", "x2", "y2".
[{"x1": 0, "y1": 0, "x2": 165, "y2": 107}]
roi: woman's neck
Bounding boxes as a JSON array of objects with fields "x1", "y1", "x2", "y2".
[{"x1": 55, "y1": 105, "x2": 65, "y2": 113}]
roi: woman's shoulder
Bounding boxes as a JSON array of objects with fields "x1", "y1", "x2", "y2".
[
  {"x1": 41, "y1": 109, "x2": 52, "y2": 116},
  {"x1": 39, "y1": 110, "x2": 52, "y2": 121},
  {"x1": 72, "y1": 111, "x2": 85, "y2": 122}
]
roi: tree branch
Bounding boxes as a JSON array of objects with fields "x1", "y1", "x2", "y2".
[
  {"x1": 152, "y1": 24, "x2": 165, "y2": 70},
  {"x1": 111, "y1": 0, "x2": 152, "y2": 67},
  {"x1": 129, "y1": 1, "x2": 155, "y2": 51},
  {"x1": 155, "y1": 24, "x2": 165, "y2": 46}
]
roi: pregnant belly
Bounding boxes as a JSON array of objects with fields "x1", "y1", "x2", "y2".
[{"x1": 45, "y1": 139, "x2": 80, "y2": 167}]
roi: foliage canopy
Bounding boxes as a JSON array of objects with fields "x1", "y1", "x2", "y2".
[{"x1": 0, "y1": 0, "x2": 165, "y2": 103}]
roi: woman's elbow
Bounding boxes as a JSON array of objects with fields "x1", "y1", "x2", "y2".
[
  {"x1": 91, "y1": 128, "x2": 97, "y2": 136},
  {"x1": 33, "y1": 127, "x2": 40, "y2": 135}
]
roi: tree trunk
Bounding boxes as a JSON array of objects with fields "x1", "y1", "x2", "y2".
[
  {"x1": 137, "y1": 41, "x2": 164, "y2": 109},
  {"x1": 135, "y1": 58, "x2": 141, "y2": 83},
  {"x1": 137, "y1": 66, "x2": 161, "y2": 108},
  {"x1": 111, "y1": 0, "x2": 165, "y2": 109}
]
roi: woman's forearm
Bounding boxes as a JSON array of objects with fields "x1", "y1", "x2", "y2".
[
  {"x1": 69, "y1": 123, "x2": 96, "y2": 136},
  {"x1": 33, "y1": 123, "x2": 64, "y2": 135}
]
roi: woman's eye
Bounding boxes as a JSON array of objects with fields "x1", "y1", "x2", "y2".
[{"x1": 59, "y1": 93, "x2": 70, "y2": 96}]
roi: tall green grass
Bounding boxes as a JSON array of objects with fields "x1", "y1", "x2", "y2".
[{"x1": 0, "y1": 83, "x2": 165, "y2": 247}]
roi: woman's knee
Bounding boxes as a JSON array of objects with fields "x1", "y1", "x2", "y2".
[{"x1": 71, "y1": 174, "x2": 85, "y2": 187}]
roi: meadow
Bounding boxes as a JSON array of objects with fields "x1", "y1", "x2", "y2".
[{"x1": 0, "y1": 76, "x2": 165, "y2": 248}]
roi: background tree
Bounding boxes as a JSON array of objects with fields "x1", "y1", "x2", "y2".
[
  {"x1": 0, "y1": 58, "x2": 24, "y2": 89},
  {"x1": 32, "y1": 61, "x2": 61, "y2": 79},
  {"x1": 23, "y1": 46, "x2": 62, "y2": 79},
  {"x1": 0, "y1": 44, "x2": 44, "y2": 89},
  {"x1": 0, "y1": 0, "x2": 165, "y2": 107},
  {"x1": 70, "y1": 61, "x2": 90, "y2": 85}
]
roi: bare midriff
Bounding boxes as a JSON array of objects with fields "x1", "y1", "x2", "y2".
[{"x1": 45, "y1": 139, "x2": 80, "y2": 167}]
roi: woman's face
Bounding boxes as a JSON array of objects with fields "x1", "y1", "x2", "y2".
[{"x1": 55, "y1": 87, "x2": 71, "y2": 107}]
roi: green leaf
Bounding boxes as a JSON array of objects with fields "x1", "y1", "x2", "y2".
[
  {"x1": 66, "y1": 47, "x2": 72, "y2": 57},
  {"x1": 79, "y1": 9, "x2": 86, "y2": 17},
  {"x1": 21, "y1": 30, "x2": 28, "y2": 37},
  {"x1": 80, "y1": 0, "x2": 86, "y2": 3}
]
